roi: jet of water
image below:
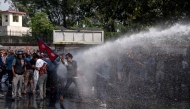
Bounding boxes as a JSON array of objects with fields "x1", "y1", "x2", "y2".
[{"x1": 57, "y1": 23, "x2": 190, "y2": 98}]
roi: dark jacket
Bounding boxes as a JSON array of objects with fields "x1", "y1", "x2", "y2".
[
  {"x1": 13, "y1": 58, "x2": 25, "y2": 75},
  {"x1": 0, "y1": 56, "x2": 3, "y2": 67}
]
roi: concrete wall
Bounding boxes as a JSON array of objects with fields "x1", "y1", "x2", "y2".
[
  {"x1": 9, "y1": 15, "x2": 22, "y2": 27},
  {"x1": 1, "y1": 46, "x2": 56, "y2": 53},
  {"x1": 1, "y1": 13, "x2": 22, "y2": 27},
  {"x1": 7, "y1": 26, "x2": 30, "y2": 36},
  {"x1": 53, "y1": 30, "x2": 104, "y2": 44},
  {"x1": 0, "y1": 26, "x2": 8, "y2": 36},
  {"x1": 0, "y1": 26, "x2": 30, "y2": 36},
  {"x1": 2, "y1": 14, "x2": 9, "y2": 26},
  {"x1": 2, "y1": 46, "x2": 38, "y2": 51}
]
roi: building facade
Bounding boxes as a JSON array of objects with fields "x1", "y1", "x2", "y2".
[{"x1": 0, "y1": 10, "x2": 30, "y2": 37}]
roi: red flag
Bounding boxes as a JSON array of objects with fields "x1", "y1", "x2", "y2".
[
  {"x1": 46, "y1": 46, "x2": 59, "y2": 61},
  {"x1": 37, "y1": 38, "x2": 58, "y2": 61},
  {"x1": 37, "y1": 38, "x2": 46, "y2": 52}
]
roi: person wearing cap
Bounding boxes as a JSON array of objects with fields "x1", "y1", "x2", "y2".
[
  {"x1": 59, "y1": 53, "x2": 83, "y2": 101},
  {"x1": 12, "y1": 51, "x2": 26, "y2": 100}
]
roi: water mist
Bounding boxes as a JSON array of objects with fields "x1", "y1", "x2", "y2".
[{"x1": 56, "y1": 23, "x2": 190, "y2": 108}]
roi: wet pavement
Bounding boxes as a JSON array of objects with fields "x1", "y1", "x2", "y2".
[
  {"x1": 0, "y1": 83, "x2": 104, "y2": 109},
  {"x1": 0, "y1": 83, "x2": 190, "y2": 109}
]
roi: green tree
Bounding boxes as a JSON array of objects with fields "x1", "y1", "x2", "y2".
[
  {"x1": 30, "y1": 12, "x2": 56, "y2": 43},
  {"x1": 8, "y1": 0, "x2": 190, "y2": 41}
]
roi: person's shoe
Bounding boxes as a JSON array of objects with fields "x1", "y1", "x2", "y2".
[
  {"x1": 32, "y1": 90, "x2": 36, "y2": 94},
  {"x1": 100, "y1": 103, "x2": 107, "y2": 107},
  {"x1": 22, "y1": 92, "x2": 26, "y2": 95},
  {"x1": 18, "y1": 96, "x2": 23, "y2": 100},
  {"x1": 12, "y1": 96, "x2": 16, "y2": 100},
  {"x1": 59, "y1": 96, "x2": 64, "y2": 101},
  {"x1": 8, "y1": 84, "x2": 12, "y2": 87},
  {"x1": 79, "y1": 98, "x2": 85, "y2": 102},
  {"x1": 94, "y1": 99, "x2": 100, "y2": 103},
  {"x1": 36, "y1": 98, "x2": 43, "y2": 101},
  {"x1": 29, "y1": 91, "x2": 33, "y2": 95},
  {"x1": 39, "y1": 105, "x2": 44, "y2": 108},
  {"x1": 0, "y1": 94, "x2": 4, "y2": 97}
]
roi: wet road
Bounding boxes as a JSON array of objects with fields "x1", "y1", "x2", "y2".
[
  {"x1": 0, "y1": 83, "x2": 190, "y2": 109},
  {"x1": 0, "y1": 83, "x2": 103, "y2": 109}
]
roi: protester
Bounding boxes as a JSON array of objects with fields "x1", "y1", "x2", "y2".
[
  {"x1": 0, "y1": 51, "x2": 4, "y2": 67},
  {"x1": 30, "y1": 53, "x2": 37, "y2": 93},
  {"x1": 23, "y1": 54, "x2": 34, "y2": 94},
  {"x1": 0, "y1": 51, "x2": 5, "y2": 82},
  {"x1": 117, "y1": 57, "x2": 125, "y2": 83},
  {"x1": 96, "y1": 57, "x2": 111, "y2": 108},
  {"x1": 33, "y1": 57, "x2": 40, "y2": 93},
  {"x1": 33, "y1": 54, "x2": 48, "y2": 101},
  {"x1": 0, "y1": 43, "x2": 189, "y2": 105},
  {"x1": 42, "y1": 53, "x2": 59, "y2": 90},
  {"x1": 12, "y1": 51, "x2": 26, "y2": 100},
  {"x1": 59, "y1": 53, "x2": 83, "y2": 101},
  {"x1": 6, "y1": 52, "x2": 15, "y2": 86},
  {"x1": 155, "y1": 54, "x2": 165, "y2": 95},
  {"x1": 0, "y1": 64, "x2": 3, "y2": 77}
]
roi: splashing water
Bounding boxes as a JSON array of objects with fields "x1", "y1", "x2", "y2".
[
  {"x1": 78, "y1": 23, "x2": 190, "y2": 57},
  {"x1": 56, "y1": 23, "x2": 190, "y2": 107}
]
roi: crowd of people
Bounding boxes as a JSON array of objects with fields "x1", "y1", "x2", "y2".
[
  {"x1": 0, "y1": 46, "x2": 190, "y2": 108},
  {"x1": 0, "y1": 48, "x2": 56, "y2": 101},
  {"x1": 0, "y1": 48, "x2": 84, "y2": 104},
  {"x1": 96, "y1": 47, "x2": 190, "y2": 103}
]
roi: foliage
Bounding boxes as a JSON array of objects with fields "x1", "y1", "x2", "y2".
[
  {"x1": 29, "y1": 12, "x2": 56, "y2": 43},
  {"x1": 6, "y1": 0, "x2": 190, "y2": 41}
]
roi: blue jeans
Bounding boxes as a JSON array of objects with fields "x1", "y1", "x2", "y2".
[
  {"x1": 60, "y1": 78, "x2": 81, "y2": 98},
  {"x1": 96, "y1": 76, "x2": 107, "y2": 104}
]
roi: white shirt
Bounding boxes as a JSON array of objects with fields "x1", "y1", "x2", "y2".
[
  {"x1": 36, "y1": 59, "x2": 46, "y2": 68},
  {"x1": 34, "y1": 59, "x2": 47, "y2": 80},
  {"x1": 64, "y1": 61, "x2": 68, "y2": 66}
]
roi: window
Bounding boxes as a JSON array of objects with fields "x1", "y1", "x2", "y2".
[
  {"x1": 13, "y1": 15, "x2": 19, "y2": 22},
  {"x1": 5, "y1": 15, "x2": 8, "y2": 22}
]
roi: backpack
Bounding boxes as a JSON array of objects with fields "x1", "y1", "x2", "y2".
[{"x1": 39, "y1": 63, "x2": 47, "y2": 76}]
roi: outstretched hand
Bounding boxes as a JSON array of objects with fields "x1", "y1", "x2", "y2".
[{"x1": 59, "y1": 55, "x2": 65, "y2": 64}]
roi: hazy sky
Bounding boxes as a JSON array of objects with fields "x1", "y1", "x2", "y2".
[{"x1": 0, "y1": 0, "x2": 10, "y2": 11}]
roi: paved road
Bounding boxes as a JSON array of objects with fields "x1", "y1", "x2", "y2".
[
  {"x1": 0, "y1": 83, "x2": 105, "y2": 109},
  {"x1": 0, "y1": 83, "x2": 190, "y2": 109}
]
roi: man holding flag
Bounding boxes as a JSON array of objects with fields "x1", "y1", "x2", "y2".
[
  {"x1": 36, "y1": 38, "x2": 84, "y2": 101},
  {"x1": 59, "y1": 53, "x2": 83, "y2": 101}
]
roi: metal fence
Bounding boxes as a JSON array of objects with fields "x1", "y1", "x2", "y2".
[
  {"x1": 0, "y1": 36, "x2": 53, "y2": 45},
  {"x1": 0, "y1": 30, "x2": 29, "y2": 36}
]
